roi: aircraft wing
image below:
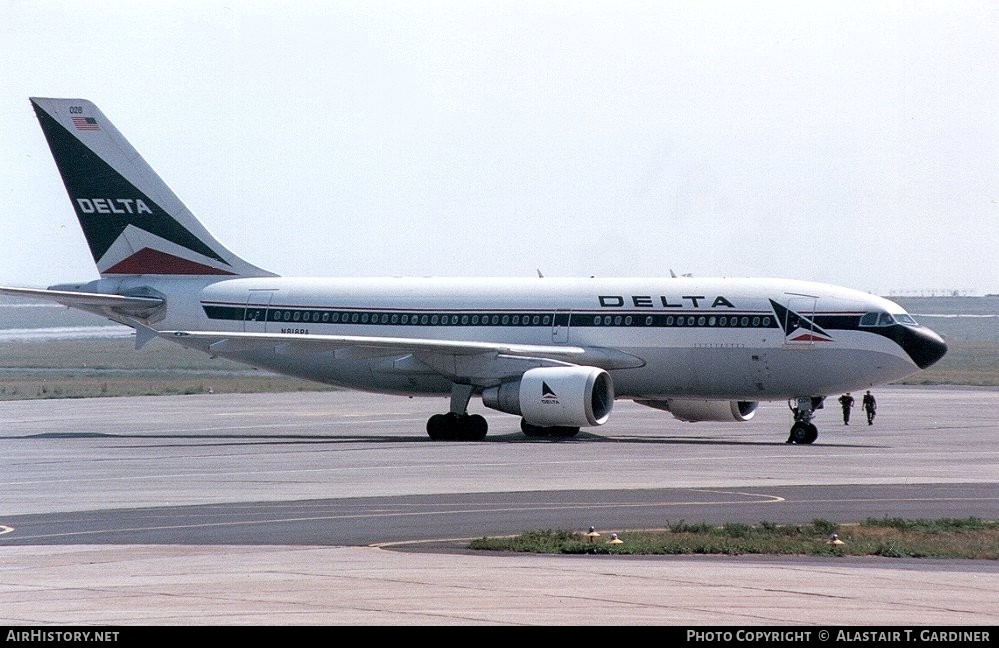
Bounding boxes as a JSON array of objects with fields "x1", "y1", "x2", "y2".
[
  {"x1": 162, "y1": 329, "x2": 644, "y2": 383},
  {"x1": 166, "y1": 329, "x2": 584, "y2": 356},
  {"x1": 0, "y1": 286, "x2": 164, "y2": 317}
]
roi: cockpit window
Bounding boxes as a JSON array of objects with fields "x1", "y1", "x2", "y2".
[
  {"x1": 860, "y1": 311, "x2": 918, "y2": 327},
  {"x1": 860, "y1": 312, "x2": 881, "y2": 326}
]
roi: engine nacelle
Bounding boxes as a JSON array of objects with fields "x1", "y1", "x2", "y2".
[
  {"x1": 635, "y1": 398, "x2": 758, "y2": 423},
  {"x1": 482, "y1": 366, "x2": 614, "y2": 427}
]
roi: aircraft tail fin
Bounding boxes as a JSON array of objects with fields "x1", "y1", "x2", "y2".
[{"x1": 29, "y1": 97, "x2": 275, "y2": 278}]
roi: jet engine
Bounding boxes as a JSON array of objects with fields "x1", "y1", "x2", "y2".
[
  {"x1": 635, "y1": 398, "x2": 758, "y2": 422},
  {"x1": 482, "y1": 366, "x2": 614, "y2": 427}
]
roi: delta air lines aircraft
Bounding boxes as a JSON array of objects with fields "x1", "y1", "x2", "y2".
[{"x1": 1, "y1": 98, "x2": 948, "y2": 444}]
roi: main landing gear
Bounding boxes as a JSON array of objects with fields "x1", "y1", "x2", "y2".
[
  {"x1": 786, "y1": 396, "x2": 824, "y2": 444},
  {"x1": 425, "y1": 382, "x2": 583, "y2": 441},
  {"x1": 520, "y1": 419, "x2": 580, "y2": 438},
  {"x1": 426, "y1": 412, "x2": 488, "y2": 441},
  {"x1": 426, "y1": 383, "x2": 488, "y2": 441}
]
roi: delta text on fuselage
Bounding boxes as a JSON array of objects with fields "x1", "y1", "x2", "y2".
[{"x1": 598, "y1": 295, "x2": 737, "y2": 309}]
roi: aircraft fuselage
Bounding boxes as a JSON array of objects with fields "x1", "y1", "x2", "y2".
[{"x1": 78, "y1": 274, "x2": 943, "y2": 402}]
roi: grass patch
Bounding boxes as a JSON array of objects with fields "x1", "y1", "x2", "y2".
[
  {"x1": 0, "y1": 312, "x2": 997, "y2": 402},
  {"x1": 0, "y1": 336, "x2": 997, "y2": 401},
  {"x1": 0, "y1": 338, "x2": 341, "y2": 400},
  {"x1": 469, "y1": 517, "x2": 999, "y2": 559},
  {"x1": 0, "y1": 372, "x2": 339, "y2": 399}
]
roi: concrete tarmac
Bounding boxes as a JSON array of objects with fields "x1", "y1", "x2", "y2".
[{"x1": 2, "y1": 385, "x2": 998, "y2": 626}]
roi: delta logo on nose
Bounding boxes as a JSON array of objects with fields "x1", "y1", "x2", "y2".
[{"x1": 769, "y1": 299, "x2": 833, "y2": 342}]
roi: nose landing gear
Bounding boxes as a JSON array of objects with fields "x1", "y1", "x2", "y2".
[{"x1": 786, "y1": 396, "x2": 824, "y2": 444}]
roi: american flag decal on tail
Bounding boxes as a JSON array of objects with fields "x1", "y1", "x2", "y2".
[{"x1": 71, "y1": 116, "x2": 100, "y2": 131}]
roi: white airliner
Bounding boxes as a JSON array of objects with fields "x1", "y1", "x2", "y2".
[{"x1": 1, "y1": 98, "x2": 948, "y2": 444}]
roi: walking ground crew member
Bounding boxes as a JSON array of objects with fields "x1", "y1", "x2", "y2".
[
  {"x1": 838, "y1": 392, "x2": 855, "y2": 425},
  {"x1": 863, "y1": 390, "x2": 877, "y2": 425}
]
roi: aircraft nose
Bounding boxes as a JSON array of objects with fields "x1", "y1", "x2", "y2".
[{"x1": 903, "y1": 326, "x2": 948, "y2": 370}]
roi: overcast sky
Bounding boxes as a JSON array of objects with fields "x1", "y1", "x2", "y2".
[{"x1": 2, "y1": 1, "x2": 997, "y2": 296}]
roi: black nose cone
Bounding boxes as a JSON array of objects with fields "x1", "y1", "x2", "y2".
[{"x1": 905, "y1": 326, "x2": 948, "y2": 369}]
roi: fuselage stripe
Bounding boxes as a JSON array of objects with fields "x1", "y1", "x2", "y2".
[{"x1": 201, "y1": 303, "x2": 796, "y2": 330}]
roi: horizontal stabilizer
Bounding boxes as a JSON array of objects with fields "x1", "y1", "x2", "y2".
[{"x1": 0, "y1": 286, "x2": 163, "y2": 317}]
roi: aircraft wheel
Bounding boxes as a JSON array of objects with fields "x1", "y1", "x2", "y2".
[
  {"x1": 521, "y1": 420, "x2": 579, "y2": 438},
  {"x1": 427, "y1": 414, "x2": 446, "y2": 440},
  {"x1": 789, "y1": 421, "x2": 818, "y2": 444},
  {"x1": 521, "y1": 419, "x2": 544, "y2": 437},
  {"x1": 465, "y1": 414, "x2": 488, "y2": 441},
  {"x1": 428, "y1": 413, "x2": 487, "y2": 441},
  {"x1": 427, "y1": 413, "x2": 457, "y2": 440}
]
